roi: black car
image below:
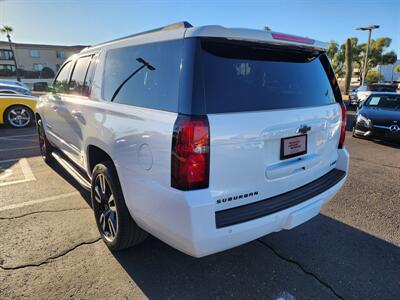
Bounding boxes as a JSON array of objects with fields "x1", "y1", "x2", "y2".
[{"x1": 353, "y1": 92, "x2": 400, "y2": 143}]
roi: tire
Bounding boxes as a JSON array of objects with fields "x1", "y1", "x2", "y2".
[
  {"x1": 91, "y1": 161, "x2": 148, "y2": 251},
  {"x1": 4, "y1": 105, "x2": 34, "y2": 128},
  {"x1": 36, "y1": 118, "x2": 54, "y2": 163}
]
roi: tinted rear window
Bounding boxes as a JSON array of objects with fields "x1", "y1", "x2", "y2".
[
  {"x1": 103, "y1": 40, "x2": 182, "y2": 112},
  {"x1": 197, "y1": 39, "x2": 337, "y2": 113}
]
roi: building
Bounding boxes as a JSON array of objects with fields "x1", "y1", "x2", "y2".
[
  {"x1": 376, "y1": 59, "x2": 400, "y2": 82},
  {"x1": 0, "y1": 41, "x2": 87, "y2": 86}
]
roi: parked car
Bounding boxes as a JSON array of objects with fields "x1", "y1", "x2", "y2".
[
  {"x1": 349, "y1": 85, "x2": 368, "y2": 106},
  {"x1": 0, "y1": 79, "x2": 30, "y2": 90},
  {"x1": 0, "y1": 94, "x2": 37, "y2": 128},
  {"x1": 353, "y1": 92, "x2": 400, "y2": 143},
  {"x1": 349, "y1": 83, "x2": 397, "y2": 106},
  {"x1": 36, "y1": 22, "x2": 349, "y2": 257},
  {"x1": 0, "y1": 82, "x2": 32, "y2": 96},
  {"x1": 33, "y1": 81, "x2": 49, "y2": 92}
]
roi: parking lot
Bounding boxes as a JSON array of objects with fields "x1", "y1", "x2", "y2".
[{"x1": 0, "y1": 111, "x2": 399, "y2": 300}]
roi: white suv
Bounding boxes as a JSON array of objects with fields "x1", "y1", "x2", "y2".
[{"x1": 36, "y1": 22, "x2": 349, "y2": 257}]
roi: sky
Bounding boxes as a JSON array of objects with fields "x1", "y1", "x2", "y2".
[{"x1": 0, "y1": 0, "x2": 399, "y2": 54}]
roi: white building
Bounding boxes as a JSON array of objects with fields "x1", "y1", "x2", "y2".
[{"x1": 377, "y1": 59, "x2": 400, "y2": 82}]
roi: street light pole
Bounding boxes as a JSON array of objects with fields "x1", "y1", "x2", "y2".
[{"x1": 356, "y1": 25, "x2": 380, "y2": 86}]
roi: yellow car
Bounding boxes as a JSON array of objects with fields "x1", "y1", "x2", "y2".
[{"x1": 0, "y1": 94, "x2": 37, "y2": 128}]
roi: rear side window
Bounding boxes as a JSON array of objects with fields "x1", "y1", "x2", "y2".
[
  {"x1": 82, "y1": 54, "x2": 98, "y2": 97},
  {"x1": 103, "y1": 40, "x2": 182, "y2": 112},
  {"x1": 53, "y1": 61, "x2": 72, "y2": 94},
  {"x1": 69, "y1": 56, "x2": 92, "y2": 96},
  {"x1": 196, "y1": 39, "x2": 337, "y2": 113}
]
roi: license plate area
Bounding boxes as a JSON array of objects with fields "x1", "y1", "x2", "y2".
[{"x1": 280, "y1": 134, "x2": 307, "y2": 160}]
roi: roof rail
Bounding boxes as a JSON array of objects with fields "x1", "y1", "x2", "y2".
[{"x1": 87, "y1": 21, "x2": 193, "y2": 50}]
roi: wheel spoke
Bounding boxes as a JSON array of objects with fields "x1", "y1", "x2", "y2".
[
  {"x1": 99, "y1": 212, "x2": 106, "y2": 231},
  {"x1": 108, "y1": 195, "x2": 116, "y2": 212},
  {"x1": 94, "y1": 186, "x2": 102, "y2": 203},
  {"x1": 108, "y1": 216, "x2": 116, "y2": 238},
  {"x1": 10, "y1": 110, "x2": 17, "y2": 116},
  {"x1": 99, "y1": 175, "x2": 106, "y2": 194}
]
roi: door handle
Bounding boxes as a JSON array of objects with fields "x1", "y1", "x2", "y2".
[
  {"x1": 71, "y1": 110, "x2": 86, "y2": 124},
  {"x1": 71, "y1": 110, "x2": 82, "y2": 118}
]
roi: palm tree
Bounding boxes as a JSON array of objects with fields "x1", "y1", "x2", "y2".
[{"x1": 0, "y1": 25, "x2": 21, "y2": 81}]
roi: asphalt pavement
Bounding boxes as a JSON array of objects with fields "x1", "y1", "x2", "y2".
[{"x1": 0, "y1": 112, "x2": 399, "y2": 300}]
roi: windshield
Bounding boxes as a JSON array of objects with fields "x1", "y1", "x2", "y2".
[
  {"x1": 366, "y1": 94, "x2": 400, "y2": 109},
  {"x1": 195, "y1": 38, "x2": 338, "y2": 113}
]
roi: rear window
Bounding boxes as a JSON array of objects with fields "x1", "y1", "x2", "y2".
[
  {"x1": 103, "y1": 40, "x2": 182, "y2": 112},
  {"x1": 196, "y1": 39, "x2": 337, "y2": 113}
]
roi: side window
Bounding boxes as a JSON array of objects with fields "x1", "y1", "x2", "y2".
[
  {"x1": 102, "y1": 40, "x2": 182, "y2": 112},
  {"x1": 82, "y1": 54, "x2": 98, "y2": 97},
  {"x1": 53, "y1": 61, "x2": 72, "y2": 94},
  {"x1": 69, "y1": 56, "x2": 92, "y2": 96}
]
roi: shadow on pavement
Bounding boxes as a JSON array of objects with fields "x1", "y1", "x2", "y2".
[{"x1": 110, "y1": 214, "x2": 400, "y2": 299}]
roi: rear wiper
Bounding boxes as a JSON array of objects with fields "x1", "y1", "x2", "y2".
[{"x1": 111, "y1": 57, "x2": 155, "y2": 102}]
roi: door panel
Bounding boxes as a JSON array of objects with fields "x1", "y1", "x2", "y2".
[{"x1": 57, "y1": 96, "x2": 86, "y2": 166}]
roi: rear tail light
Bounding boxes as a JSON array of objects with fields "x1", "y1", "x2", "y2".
[
  {"x1": 338, "y1": 103, "x2": 346, "y2": 148},
  {"x1": 171, "y1": 114, "x2": 210, "y2": 190}
]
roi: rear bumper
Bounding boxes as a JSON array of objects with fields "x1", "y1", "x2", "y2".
[
  {"x1": 127, "y1": 148, "x2": 349, "y2": 258},
  {"x1": 216, "y1": 168, "x2": 345, "y2": 228}
]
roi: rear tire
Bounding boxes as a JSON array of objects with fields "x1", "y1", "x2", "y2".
[
  {"x1": 91, "y1": 161, "x2": 148, "y2": 251},
  {"x1": 37, "y1": 118, "x2": 54, "y2": 163}
]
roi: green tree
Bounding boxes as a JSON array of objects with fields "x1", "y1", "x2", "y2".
[
  {"x1": 327, "y1": 41, "x2": 344, "y2": 76},
  {"x1": 326, "y1": 37, "x2": 397, "y2": 82},
  {"x1": 0, "y1": 25, "x2": 21, "y2": 81},
  {"x1": 359, "y1": 38, "x2": 397, "y2": 81},
  {"x1": 263, "y1": 26, "x2": 271, "y2": 31},
  {"x1": 365, "y1": 70, "x2": 379, "y2": 84}
]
